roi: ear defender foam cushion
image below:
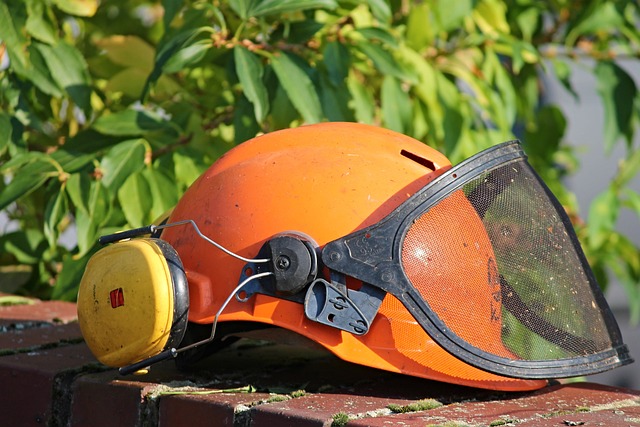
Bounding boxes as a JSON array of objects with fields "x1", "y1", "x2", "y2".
[{"x1": 77, "y1": 238, "x2": 188, "y2": 367}]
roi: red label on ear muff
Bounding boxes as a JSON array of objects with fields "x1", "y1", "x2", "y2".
[{"x1": 110, "y1": 288, "x2": 125, "y2": 308}]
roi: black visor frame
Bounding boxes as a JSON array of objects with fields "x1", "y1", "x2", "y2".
[{"x1": 322, "y1": 141, "x2": 632, "y2": 379}]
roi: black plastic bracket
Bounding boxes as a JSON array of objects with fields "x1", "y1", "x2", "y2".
[
  {"x1": 236, "y1": 234, "x2": 318, "y2": 304},
  {"x1": 235, "y1": 236, "x2": 386, "y2": 336},
  {"x1": 303, "y1": 276, "x2": 385, "y2": 336}
]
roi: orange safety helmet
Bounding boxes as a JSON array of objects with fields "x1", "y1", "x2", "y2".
[{"x1": 77, "y1": 122, "x2": 632, "y2": 391}]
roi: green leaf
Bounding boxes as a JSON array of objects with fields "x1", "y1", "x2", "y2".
[
  {"x1": 24, "y1": 45, "x2": 65, "y2": 97},
  {"x1": 35, "y1": 41, "x2": 92, "y2": 114},
  {"x1": 319, "y1": 74, "x2": 354, "y2": 122},
  {"x1": 105, "y1": 68, "x2": 150, "y2": 99},
  {"x1": 54, "y1": 130, "x2": 124, "y2": 174},
  {"x1": 347, "y1": 73, "x2": 374, "y2": 124},
  {"x1": 473, "y1": 0, "x2": 509, "y2": 36},
  {"x1": 516, "y1": 6, "x2": 539, "y2": 42},
  {"x1": 88, "y1": 179, "x2": 110, "y2": 226},
  {"x1": 229, "y1": 0, "x2": 257, "y2": 19},
  {"x1": 53, "y1": 0, "x2": 98, "y2": 17},
  {"x1": 173, "y1": 149, "x2": 204, "y2": 189},
  {"x1": 100, "y1": 139, "x2": 147, "y2": 193},
  {"x1": 0, "y1": 18, "x2": 63, "y2": 97},
  {"x1": 92, "y1": 109, "x2": 173, "y2": 136},
  {"x1": 94, "y1": 35, "x2": 155, "y2": 70},
  {"x1": 118, "y1": 172, "x2": 153, "y2": 227},
  {"x1": 25, "y1": 0, "x2": 58, "y2": 44},
  {"x1": 623, "y1": 189, "x2": 640, "y2": 220},
  {"x1": 587, "y1": 189, "x2": 619, "y2": 250},
  {"x1": 233, "y1": 94, "x2": 261, "y2": 144},
  {"x1": 434, "y1": 71, "x2": 465, "y2": 156},
  {"x1": 323, "y1": 42, "x2": 350, "y2": 87},
  {"x1": 436, "y1": 0, "x2": 473, "y2": 32},
  {"x1": 66, "y1": 172, "x2": 92, "y2": 214},
  {"x1": 356, "y1": 41, "x2": 415, "y2": 83},
  {"x1": 52, "y1": 251, "x2": 96, "y2": 301},
  {"x1": 494, "y1": 36, "x2": 539, "y2": 74},
  {"x1": 0, "y1": 151, "x2": 45, "y2": 173},
  {"x1": 272, "y1": 19, "x2": 324, "y2": 44},
  {"x1": 162, "y1": 0, "x2": 183, "y2": 28},
  {"x1": 355, "y1": 27, "x2": 398, "y2": 48},
  {"x1": 616, "y1": 148, "x2": 640, "y2": 188},
  {"x1": 406, "y1": 2, "x2": 433, "y2": 50},
  {"x1": 366, "y1": 0, "x2": 391, "y2": 23},
  {"x1": 163, "y1": 40, "x2": 212, "y2": 73},
  {"x1": 270, "y1": 84, "x2": 299, "y2": 129},
  {"x1": 401, "y1": 46, "x2": 442, "y2": 128},
  {"x1": 485, "y1": 50, "x2": 516, "y2": 129},
  {"x1": 270, "y1": 52, "x2": 322, "y2": 124},
  {"x1": 1, "y1": 230, "x2": 46, "y2": 264},
  {"x1": 44, "y1": 186, "x2": 69, "y2": 248},
  {"x1": 250, "y1": 0, "x2": 337, "y2": 18},
  {"x1": 381, "y1": 75, "x2": 411, "y2": 134},
  {"x1": 550, "y1": 58, "x2": 578, "y2": 100},
  {"x1": 441, "y1": 105, "x2": 465, "y2": 157},
  {"x1": 0, "y1": 158, "x2": 58, "y2": 210},
  {"x1": 75, "y1": 180, "x2": 109, "y2": 256},
  {"x1": 0, "y1": 113, "x2": 12, "y2": 156},
  {"x1": 566, "y1": 2, "x2": 624, "y2": 46},
  {"x1": 145, "y1": 22, "x2": 226, "y2": 97},
  {"x1": 234, "y1": 46, "x2": 269, "y2": 122},
  {"x1": 0, "y1": 2, "x2": 28, "y2": 71},
  {"x1": 604, "y1": 232, "x2": 640, "y2": 320},
  {"x1": 594, "y1": 61, "x2": 637, "y2": 152},
  {"x1": 75, "y1": 209, "x2": 96, "y2": 257},
  {"x1": 144, "y1": 27, "x2": 206, "y2": 98},
  {"x1": 142, "y1": 168, "x2": 179, "y2": 220},
  {"x1": 524, "y1": 105, "x2": 566, "y2": 163}
]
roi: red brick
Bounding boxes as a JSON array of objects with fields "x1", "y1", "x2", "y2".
[
  {"x1": 248, "y1": 392, "x2": 417, "y2": 427},
  {"x1": 520, "y1": 398, "x2": 640, "y2": 426},
  {"x1": 70, "y1": 372, "x2": 151, "y2": 427},
  {"x1": 0, "y1": 300, "x2": 77, "y2": 325},
  {"x1": 0, "y1": 343, "x2": 98, "y2": 426},
  {"x1": 0, "y1": 322, "x2": 82, "y2": 354},
  {"x1": 69, "y1": 363, "x2": 194, "y2": 427},
  {"x1": 1, "y1": 297, "x2": 639, "y2": 427},
  {"x1": 522, "y1": 410, "x2": 640, "y2": 426},
  {"x1": 69, "y1": 360, "x2": 264, "y2": 426},
  {"x1": 158, "y1": 391, "x2": 273, "y2": 427},
  {"x1": 347, "y1": 383, "x2": 640, "y2": 426}
]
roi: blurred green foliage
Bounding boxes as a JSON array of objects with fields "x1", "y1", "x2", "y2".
[{"x1": 0, "y1": 0, "x2": 639, "y2": 320}]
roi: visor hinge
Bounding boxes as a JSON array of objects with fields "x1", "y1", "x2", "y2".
[{"x1": 303, "y1": 274, "x2": 385, "y2": 336}]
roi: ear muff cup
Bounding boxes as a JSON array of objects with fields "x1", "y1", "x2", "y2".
[
  {"x1": 156, "y1": 239, "x2": 189, "y2": 350},
  {"x1": 77, "y1": 238, "x2": 189, "y2": 367}
]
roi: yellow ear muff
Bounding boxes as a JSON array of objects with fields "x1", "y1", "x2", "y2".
[{"x1": 77, "y1": 238, "x2": 188, "y2": 367}]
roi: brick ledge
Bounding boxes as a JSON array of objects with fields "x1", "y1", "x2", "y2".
[{"x1": 1, "y1": 296, "x2": 638, "y2": 426}]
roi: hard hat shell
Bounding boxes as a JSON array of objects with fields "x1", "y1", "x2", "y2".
[{"x1": 160, "y1": 122, "x2": 547, "y2": 391}]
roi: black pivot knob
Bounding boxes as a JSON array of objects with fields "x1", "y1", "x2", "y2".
[{"x1": 265, "y1": 235, "x2": 318, "y2": 295}]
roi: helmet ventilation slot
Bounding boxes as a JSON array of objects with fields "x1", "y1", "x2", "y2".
[{"x1": 400, "y1": 149, "x2": 435, "y2": 171}]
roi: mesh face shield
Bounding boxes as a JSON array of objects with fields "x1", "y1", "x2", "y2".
[{"x1": 322, "y1": 141, "x2": 632, "y2": 379}]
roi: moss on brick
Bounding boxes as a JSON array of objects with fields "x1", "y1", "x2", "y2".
[
  {"x1": 489, "y1": 418, "x2": 518, "y2": 426},
  {"x1": 331, "y1": 412, "x2": 349, "y2": 426},
  {"x1": 387, "y1": 398, "x2": 443, "y2": 413},
  {"x1": 290, "y1": 389, "x2": 306, "y2": 398}
]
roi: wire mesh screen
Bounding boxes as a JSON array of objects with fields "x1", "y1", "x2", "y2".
[{"x1": 402, "y1": 159, "x2": 613, "y2": 361}]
